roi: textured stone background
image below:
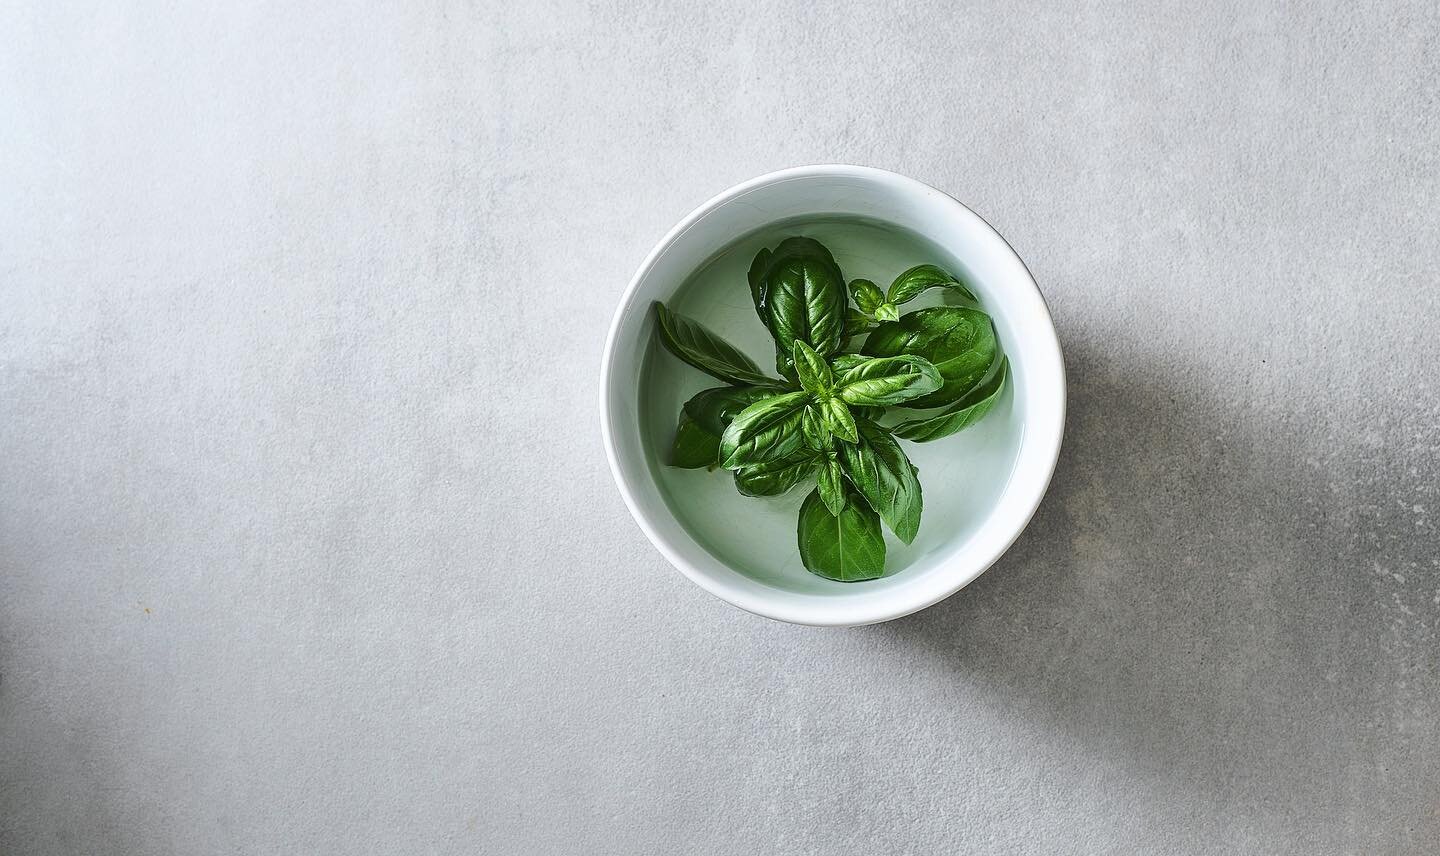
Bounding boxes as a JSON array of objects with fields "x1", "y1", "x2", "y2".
[{"x1": 3, "y1": 2, "x2": 1438, "y2": 854}]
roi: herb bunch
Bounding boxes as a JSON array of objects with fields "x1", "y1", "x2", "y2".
[{"x1": 655, "y1": 237, "x2": 1007, "y2": 581}]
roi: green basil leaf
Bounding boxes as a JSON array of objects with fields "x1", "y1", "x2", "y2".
[
  {"x1": 734, "y1": 452, "x2": 815, "y2": 497},
  {"x1": 670, "y1": 412, "x2": 720, "y2": 468},
  {"x1": 718, "y1": 390, "x2": 810, "y2": 469},
  {"x1": 887, "y1": 264, "x2": 978, "y2": 305},
  {"x1": 874, "y1": 303, "x2": 901, "y2": 322},
  {"x1": 819, "y1": 396, "x2": 858, "y2": 444},
  {"x1": 747, "y1": 248, "x2": 773, "y2": 323},
  {"x1": 758, "y1": 239, "x2": 847, "y2": 357},
  {"x1": 791, "y1": 341, "x2": 832, "y2": 397},
  {"x1": 891, "y1": 357, "x2": 1009, "y2": 442},
  {"x1": 756, "y1": 237, "x2": 838, "y2": 276},
  {"x1": 751, "y1": 238, "x2": 840, "y2": 336},
  {"x1": 839, "y1": 419, "x2": 923, "y2": 544},
  {"x1": 843, "y1": 309, "x2": 877, "y2": 343},
  {"x1": 850, "y1": 405, "x2": 885, "y2": 422},
  {"x1": 830, "y1": 354, "x2": 869, "y2": 374},
  {"x1": 849, "y1": 279, "x2": 884, "y2": 315},
  {"x1": 774, "y1": 344, "x2": 797, "y2": 384},
  {"x1": 683, "y1": 386, "x2": 774, "y2": 437},
  {"x1": 800, "y1": 405, "x2": 831, "y2": 451},
  {"x1": 863, "y1": 306, "x2": 998, "y2": 409},
  {"x1": 797, "y1": 487, "x2": 886, "y2": 582},
  {"x1": 816, "y1": 454, "x2": 846, "y2": 516},
  {"x1": 833, "y1": 355, "x2": 943, "y2": 407},
  {"x1": 654, "y1": 303, "x2": 777, "y2": 387}
]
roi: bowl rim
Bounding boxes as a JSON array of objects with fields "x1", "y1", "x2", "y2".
[{"x1": 599, "y1": 164, "x2": 1065, "y2": 626}]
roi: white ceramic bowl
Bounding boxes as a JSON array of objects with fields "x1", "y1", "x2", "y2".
[{"x1": 600, "y1": 165, "x2": 1064, "y2": 626}]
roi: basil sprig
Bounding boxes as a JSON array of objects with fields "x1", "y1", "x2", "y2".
[
  {"x1": 848, "y1": 264, "x2": 980, "y2": 327},
  {"x1": 653, "y1": 236, "x2": 1008, "y2": 582}
]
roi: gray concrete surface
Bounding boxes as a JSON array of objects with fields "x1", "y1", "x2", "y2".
[{"x1": 3, "y1": 2, "x2": 1438, "y2": 853}]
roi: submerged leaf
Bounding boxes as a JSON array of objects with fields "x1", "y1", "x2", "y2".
[
  {"x1": 797, "y1": 487, "x2": 886, "y2": 582},
  {"x1": 670, "y1": 412, "x2": 719, "y2": 469},
  {"x1": 654, "y1": 303, "x2": 777, "y2": 387},
  {"x1": 891, "y1": 357, "x2": 1009, "y2": 442}
]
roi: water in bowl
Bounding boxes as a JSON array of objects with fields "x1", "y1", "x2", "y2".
[{"x1": 639, "y1": 215, "x2": 1023, "y2": 594}]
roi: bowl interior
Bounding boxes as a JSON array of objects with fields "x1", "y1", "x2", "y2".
[
  {"x1": 603, "y1": 168, "x2": 1063, "y2": 625},
  {"x1": 642, "y1": 215, "x2": 1022, "y2": 593}
]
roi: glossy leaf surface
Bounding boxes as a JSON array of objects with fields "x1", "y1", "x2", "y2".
[
  {"x1": 718, "y1": 391, "x2": 810, "y2": 469},
  {"x1": 891, "y1": 357, "x2": 1009, "y2": 442},
  {"x1": 840, "y1": 419, "x2": 923, "y2": 544},
  {"x1": 863, "y1": 307, "x2": 997, "y2": 409},
  {"x1": 734, "y1": 452, "x2": 815, "y2": 497},
  {"x1": 834, "y1": 355, "x2": 943, "y2": 407},
  {"x1": 887, "y1": 264, "x2": 978, "y2": 305}
]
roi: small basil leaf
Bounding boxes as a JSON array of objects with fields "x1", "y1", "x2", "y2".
[
  {"x1": 887, "y1": 264, "x2": 978, "y2": 305},
  {"x1": 718, "y1": 391, "x2": 810, "y2": 469},
  {"x1": 734, "y1": 452, "x2": 815, "y2": 497},
  {"x1": 683, "y1": 386, "x2": 775, "y2": 437},
  {"x1": 759, "y1": 239, "x2": 847, "y2": 357},
  {"x1": 874, "y1": 303, "x2": 900, "y2": 322},
  {"x1": 849, "y1": 279, "x2": 884, "y2": 315},
  {"x1": 816, "y1": 454, "x2": 846, "y2": 516},
  {"x1": 670, "y1": 412, "x2": 720, "y2": 469},
  {"x1": 891, "y1": 357, "x2": 1009, "y2": 442},
  {"x1": 829, "y1": 354, "x2": 868, "y2": 374},
  {"x1": 863, "y1": 306, "x2": 998, "y2": 409},
  {"x1": 800, "y1": 405, "x2": 831, "y2": 451},
  {"x1": 791, "y1": 341, "x2": 832, "y2": 397},
  {"x1": 654, "y1": 303, "x2": 777, "y2": 387},
  {"x1": 797, "y1": 487, "x2": 886, "y2": 582},
  {"x1": 819, "y1": 396, "x2": 858, "y2": 445},
  {"x1": 839, "y1": 419, "x2": 923, "y2": 544},
  {"x1": 834, "y1": 355, "x2": 943, "y2": 407}
]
